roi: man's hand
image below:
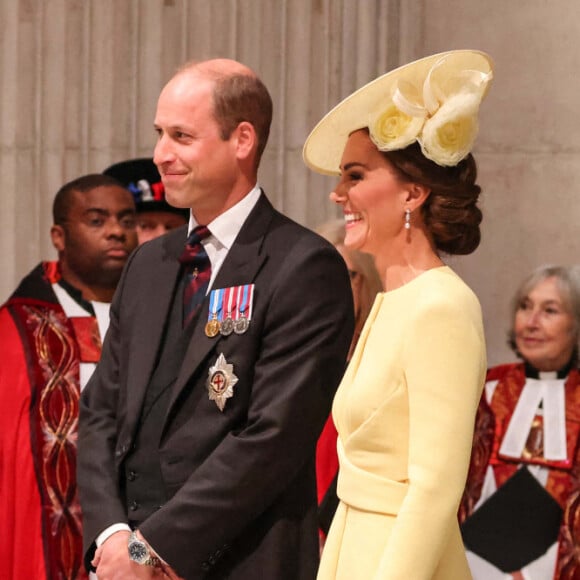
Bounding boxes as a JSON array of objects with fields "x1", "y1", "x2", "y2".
[{"x1": 92, "y1": 530, "x2": 165, "y2": 580}]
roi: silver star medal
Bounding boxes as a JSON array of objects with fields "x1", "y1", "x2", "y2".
[{"x1": 207, "y1": 353, "x2": 238, "y2": 411}]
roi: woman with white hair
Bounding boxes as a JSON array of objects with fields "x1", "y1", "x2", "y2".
[{"x1": 460, "y1": 265, "x2": 580, "y2": 579}]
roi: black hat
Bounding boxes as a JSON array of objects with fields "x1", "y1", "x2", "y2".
[{"x1": 103, "y1": 158, "x2": 189, "y2": 219}]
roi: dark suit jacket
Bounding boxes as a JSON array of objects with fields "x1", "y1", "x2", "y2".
[{"x1": 77, "y1": 194, "x2": 354, "y2": 579}]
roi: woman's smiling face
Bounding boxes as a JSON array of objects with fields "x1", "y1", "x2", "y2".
[
  {"x1": 330, "y1": 130, "x2": 409, "y2": 257},
  {"x1": 514, "y1": 276, "x2": 577, "y2": 371}
]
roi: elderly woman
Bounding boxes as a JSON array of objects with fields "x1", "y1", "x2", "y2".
[
  {"x1": 303, "y1": 50, "x2": 493, "y2": 579},
  {"x1": 315, "y1": 219, "x2": 383, "y2": 537},
  {"x1": 460, "y1": 265, "x2": 580, "y2": 579}
]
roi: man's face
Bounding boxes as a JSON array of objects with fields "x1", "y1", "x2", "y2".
[
  {"x1": 53, "y1": 185, "x2": 137, "y2": 291},
  {"x1": 136, "y1": 210, "x2": 188, "y2": 244},
  {"x1": 153, "y1": 72, "x2": 240, "y2": 225}
]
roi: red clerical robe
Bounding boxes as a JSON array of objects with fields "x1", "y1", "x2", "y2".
[
  {"x1": 0, "y1": 262, "x2": 102, "y2": 580},
  {"x1": 459, "y1": 362, "x2": 580, "y2": 579}
]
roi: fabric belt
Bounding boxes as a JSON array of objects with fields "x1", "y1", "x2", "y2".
[{"x1": 336, "y1": 439, "x2": 408, "y2": 515}]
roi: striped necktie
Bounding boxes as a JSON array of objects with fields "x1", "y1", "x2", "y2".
[{"x1": 179, "y1": 225, "x2": 212, "y2": 327}]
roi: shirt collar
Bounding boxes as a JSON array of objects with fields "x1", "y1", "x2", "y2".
[{"x1": 187, "y1": 185, "x2": 261, "y2": 250}]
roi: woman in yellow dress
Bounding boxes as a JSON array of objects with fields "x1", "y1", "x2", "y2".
[{"x1": 303, "y1": 50, "x2": 494, "y2": 579}]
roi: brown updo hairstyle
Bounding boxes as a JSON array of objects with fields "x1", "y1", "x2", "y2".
[{"x1": 383, "y1": 140, "x2": 482, "y2": 256}]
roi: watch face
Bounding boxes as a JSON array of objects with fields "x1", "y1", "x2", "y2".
[{"x1": 128, "y1": 539, "x2": 149, "y2": 564}]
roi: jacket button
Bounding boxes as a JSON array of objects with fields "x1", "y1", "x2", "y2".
[
  {"x1": 129, "y1": 500, "x2": 139, "y2": 511},
  {"x1": 127, "y1": 470, "x2": 137, "y2": 481}
]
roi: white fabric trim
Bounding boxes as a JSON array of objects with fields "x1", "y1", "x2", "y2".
[
  {"x1": 468, "y1": 373, "x2": 562, "y2": 579},
  {"x1": 521, "y1": 541, "x2": 558, "y2": 579},
  {"x1": 467, "y1": 465, "x2": 556, "y2": 579},
  {"x1": 51, "y1": 284, "x2": 110, "y2": 391},
  {"x1": 472, "y1": 465, "x2": 497, "y2": 511},
  {"x1": 52, "y1": 283, "x2": 91, "y2": 317},
  {"x1": 91, "y1": 300, "x2": 111, "y2": 344},
  {"x1": 467, "y1": 542, "x2": 559, "y2": 580},
  {"x1": 527, "y1": 463, "x2": 550, "y2": 487},
  {"x1": 499, "y1": 378, "x2": 567, "y2": 461},
  {"x1": 474, "y1": 465, "x2": 549, "y2": 510},
  {"x1": 79, "y1": 364, "x2": 96, "y2": 392},
  {"x1": 542, "y1": 380, "x2": 567, "y2": 460},
  {"x1": 466, "y1": 549, "x2": 510, "y2": 579},
  {"x1": 484, "y1": 379, "x2": 499, "y2": 404}
]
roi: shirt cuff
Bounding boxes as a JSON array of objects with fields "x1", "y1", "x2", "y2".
[{"x1": 96, "y1": 523, "x2": 132, "y2": 547}]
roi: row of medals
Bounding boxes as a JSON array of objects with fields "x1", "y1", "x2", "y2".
[{"x1": 205, "y1": 313, "x2": 249, "y2": 338}]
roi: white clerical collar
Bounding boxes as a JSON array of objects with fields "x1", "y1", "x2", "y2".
[
  {"x1": 499, "y1": 376, "x2": 567, "y2": 461},
  {"x1": 52, "y1": 283, "x2": 110, "y2": 343},
  {"x1": 52, "y1": 283, "x2": 111, "y2": 391}
]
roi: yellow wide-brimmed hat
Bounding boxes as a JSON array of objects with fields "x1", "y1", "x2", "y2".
[{"x1": 303, "y1": 50, "x2": 493, "y2": 175}]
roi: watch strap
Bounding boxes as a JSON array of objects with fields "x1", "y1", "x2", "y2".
[{"x1": 128, "y1": 531, "x2": 162, "y2": 567}]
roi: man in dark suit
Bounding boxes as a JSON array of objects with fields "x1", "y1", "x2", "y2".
[{"x1": 77, "y1": 59, "x2": 353, "y2": 580}]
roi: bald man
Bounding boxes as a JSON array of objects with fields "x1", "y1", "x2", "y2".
[{"x1": 78, "y1": 59, "x2": 353, "y2": 580}]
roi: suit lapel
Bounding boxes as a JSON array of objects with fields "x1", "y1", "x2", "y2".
[
  {"x1": 124, "y1": 226, "x2": 187, "y2": 430},
  {"x1": 167, "y1": 194, "x2": 275, "y2": 414}
]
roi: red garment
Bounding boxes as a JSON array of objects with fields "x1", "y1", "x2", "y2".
[
  {"x1": 316, "y1": 416, "x2": 339, "y2": 505},
  {"x1": 0, "y1": 263, "x2": 94, "y2": 580},
  {"x1": 459, "y1": 362, "x2": 580, "y2": 578}
]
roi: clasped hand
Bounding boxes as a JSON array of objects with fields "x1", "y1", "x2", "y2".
[{"x1": 92, "y1": 531, "x2": 182, "y2": 580}]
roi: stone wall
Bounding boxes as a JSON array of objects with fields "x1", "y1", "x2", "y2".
[{"x1": 2, "y1": 0, "x2": 578, "y2": 366}]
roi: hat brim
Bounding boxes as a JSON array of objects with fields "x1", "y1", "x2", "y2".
[
  {"x1": 303, "y1": 50, "x2": 493, "y2": 176},
  {"x1": 136, "y1": 201, "x2": 190, "y2": 219}
]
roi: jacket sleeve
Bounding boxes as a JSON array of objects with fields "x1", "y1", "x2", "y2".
[
  {"x1": 77, "y1": 247, "x2": 142, "y2": 567},
  {"x1": 375, "y1": 291, "x2": 486, "y2": 579}
]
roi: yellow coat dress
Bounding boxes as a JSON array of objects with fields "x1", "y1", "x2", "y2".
[{"x1": 318, "y1": 266, "x2": 487, "y2": 580}]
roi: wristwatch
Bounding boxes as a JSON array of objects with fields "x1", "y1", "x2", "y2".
[{"x1": 127, "y1": 531, "x2": 161, "y2": 567}]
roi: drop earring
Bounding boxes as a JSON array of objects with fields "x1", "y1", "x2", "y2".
[{"x1": 404, "y1": 208, "x2": 411, "y2": 230}]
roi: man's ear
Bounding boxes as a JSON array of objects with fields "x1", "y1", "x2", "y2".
[
  {"x1": 50, "y1": 224, "x2": 66, "y2": 252},
  {"x1": 233, "y1": 121, "x2": 257, "y2": 162},
  {"x1": 405, "y1": 183, "x2": 431, "y2": 211}
]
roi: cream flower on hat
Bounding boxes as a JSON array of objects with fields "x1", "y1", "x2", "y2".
[
  {"x1": 419, "y1": 91, "x2": 482, "y2": 166},
  {"x1": 303, "y1": 50, "x2": 494, "y2": 175},
  {"x1": 368, "y1": 56, "x2": 492, "y2": 166},
  {"x1": 369, "y1": 105, "x2": 425, "y2": 152}
]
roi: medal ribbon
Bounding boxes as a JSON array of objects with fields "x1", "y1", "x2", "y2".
[
  {"x1": 224, "y1": 286, "x2": 236, "y2": 318},
  {"x1": 208, "y1": 288, "x2": 223, "y2": 322},
  {"x1": 239, "y1": 284, "x2": 254, "y2": 320},
  {"x1": 246, "y1": 284, "x2": 254, "y2": 320},
  {"x1": 208, "y1": 285, "x2": 254, "y2": 324}
]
